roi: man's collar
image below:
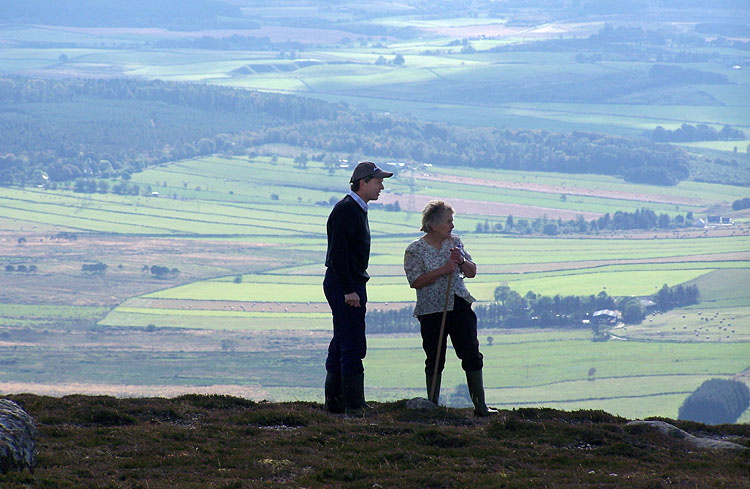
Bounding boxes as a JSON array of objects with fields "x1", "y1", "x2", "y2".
[{"x1": 347, "y1": 190, "x2": 367, "y2": 212}]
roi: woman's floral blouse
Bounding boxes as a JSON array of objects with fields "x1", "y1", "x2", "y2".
[{"x1": 404, "y1": 235, "x2": 476, "y2": 317}]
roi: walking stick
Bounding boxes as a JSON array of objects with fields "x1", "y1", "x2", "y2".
[{"x1": 429, "y1": 271, "x2": 453, "y2": 404}]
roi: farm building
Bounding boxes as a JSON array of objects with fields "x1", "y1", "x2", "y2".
[
  {"x1": 640, "y1": 299, "x2": 658, "y2": 312},
  {"x1": 592, "y1": 309, "x2": 621, "y2": 325},
  {"x1": 700, "y1": 216, "x2": 733, "y2": 227}
]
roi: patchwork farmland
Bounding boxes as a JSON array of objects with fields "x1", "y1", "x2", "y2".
[{"x1": 1, "y1": 154, "x2": 748, "y2": 420}]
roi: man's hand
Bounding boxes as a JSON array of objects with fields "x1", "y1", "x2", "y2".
[{"x1": 344, "y1": 291, "x2": 361, "y2": 308}]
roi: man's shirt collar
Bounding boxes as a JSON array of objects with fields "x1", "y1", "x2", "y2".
[{"x1": 347, "y1": 190, "x2": 367, "y2": 212}]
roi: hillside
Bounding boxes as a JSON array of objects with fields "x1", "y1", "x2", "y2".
[
  {"x1": 1, "y1": 394, "x2": 748, "y2": 488},
  {"x1": 0, "y1": 76, "x2": 708, "y2": 187},
  {"x1": 0, "y1": 0, "x2": 247, "y2": 29}
]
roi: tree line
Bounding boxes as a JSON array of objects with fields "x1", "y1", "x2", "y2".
[
  {"x1": 648, "y1": 64, "x2": 729, "y2": 85},
  {"x1": 0, "y1": 76, "x2": 703, "y2": 188},
  {"x1": 679, "y1": 378, "x2": 750, "y2": 425},
  {"x1": 476, "y1": 208, "x2": 701, "y2": 236},
  {"x1": 264, "y1": 115, "x2": 694, "y2": 186},
  {"x1": 732, "y1": 198, "x2": 750, "y2": 211},
  {"x1": 81, "y1": 262, "x2": 107, "y2": 274},
  {"x1": 366, "y1": 283, "x2": 700, "y2": 334},
  {"x1": 142, "y1": 265, "x2": 180, "y2": 279},
  {"x1": 644, "y1": 123, "x2": 745, "y2": 143},
  {"x1": 5, "y1": 264, "x2": 38, "y2": 273},
  {"x1": 493, "y1": 22, "x2": 750, "y2": 63},
  {"x1": 653, "y1": 283, "x2": 700, "y2": 313}
]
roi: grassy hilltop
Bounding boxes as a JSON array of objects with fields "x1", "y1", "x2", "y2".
[{"x1": 1, "y1": 394, "x2": 748, "y2": 489}]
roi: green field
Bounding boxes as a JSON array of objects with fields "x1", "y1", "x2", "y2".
[
  {"x1": 37, "y1": 154, "x2": 740, "y2": 420},
  {"x1": 3, "y1": 158, "x2": 749, "y2": 420},
  {"x1": 0, "y1": 304, "x2": 110, "y2": 329},
  {"x1": 42, "y1": 154, "x2": 743, "y2": 333},
  {"x1": 1, "y1": 323, "x2": 746, "y2": 420},
  {"x1": 361, "y1": 332, "x2": 750, "y2": 419},
  {"x1": 131, "y1": 265, "x2": 718, "y2": 305},
  {"x1": 4, "y1": 154, "x2": 749, "y2": 236},
  {"x1": 100, "y1": 307, "x2": 331, "y2": 331},
  {"x1": 3, "y1": 152, "x2": 746, "y2": 324}
]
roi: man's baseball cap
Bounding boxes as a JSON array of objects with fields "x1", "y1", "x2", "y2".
[{"x1": 350, "y1": 161, "x2": 393, "y2": 183}]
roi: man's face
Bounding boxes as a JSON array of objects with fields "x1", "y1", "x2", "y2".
[{"x1": 358, "y1": 177, "x2": 385, "y2": 202}]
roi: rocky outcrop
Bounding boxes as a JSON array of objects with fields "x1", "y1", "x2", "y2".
[
  {"x1": 0, "y1": 399, "x2": 37, "y2": 473},
  {"x1": 627, "y1": 420, "x2": 746, "y2": 450},
  {"x1": 405, "y1": 397, "x2": 438, "y2": 410}
]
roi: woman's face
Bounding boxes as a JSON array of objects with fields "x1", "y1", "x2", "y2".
[{"x1": 430, "y1": 212, "x2": 454, "y2": 239}]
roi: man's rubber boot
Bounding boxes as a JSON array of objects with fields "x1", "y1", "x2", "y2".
[
  {"x1": 342, "y1": 373, "x2": 371, "y2": 416},
  {"x1": 324, "y1": 370, "x2": 344, "y2": 414},
  {"x1": 466, "y1": 369, "x2": 499, "y2": 417},
  {"x1": 426, "y1": 372, "x2": 442, "y2": 405}
]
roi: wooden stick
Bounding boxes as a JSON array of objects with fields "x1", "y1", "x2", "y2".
[{"x1": 429, "y1": 272, "x2": 453, "y2": 404}]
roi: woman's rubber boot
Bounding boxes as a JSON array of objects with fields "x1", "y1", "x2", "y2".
[
  {"x1": 342, "y1": 373, "x2": 371, "y2": 416},
  {"x1": 324, "y1": 370, "x2": 344, "y2": 414},
  {"x1": 466, "y1": 369, "x2": 499, "y2": 417},
  {"x1": 426, "y1": 372, "x2": 442, "y2": 404}
]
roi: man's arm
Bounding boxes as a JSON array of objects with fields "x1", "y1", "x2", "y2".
[{"x1": 327, "y1": 203, "x2": 357, "y2": 295}]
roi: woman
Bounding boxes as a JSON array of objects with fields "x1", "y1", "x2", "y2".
[{"x1": 404, "y1": 200, "x2": 497, "y2": 416}]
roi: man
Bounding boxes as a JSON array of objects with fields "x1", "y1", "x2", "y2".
[{"x1": 323, "y1": 161, "x2": 393, "y2": 415}]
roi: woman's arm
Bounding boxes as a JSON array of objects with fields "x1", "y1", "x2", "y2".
[
  {"x1": 451, "y1": 237, "x2": 477, "y2": 279},
  {"x1": 458, "y1": 255, "x2": 477, "y2": 278},
  {"x1": 410, "y1": 260, "x2": 457, "y2": 289}
]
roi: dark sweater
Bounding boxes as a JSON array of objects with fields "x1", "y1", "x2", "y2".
[{"x1": 325, "y1": 195, "x2": 371, "y2": 293}]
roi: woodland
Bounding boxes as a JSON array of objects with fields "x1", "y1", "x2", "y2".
[
  {"x1": 366, "y1": 283, "x2": 700, "y2": 333},
  {"x1": 0, "y1": 77, "x2": 706, "y2": 187}
]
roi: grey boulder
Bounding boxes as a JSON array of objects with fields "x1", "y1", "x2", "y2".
[{"x1": 0, "y1": 399, "x2": 37, "y2": 473}]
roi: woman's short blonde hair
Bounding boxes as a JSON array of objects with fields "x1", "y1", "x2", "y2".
[{"x1": 421, "y1": 200, "x2": 454, "y2": 233}]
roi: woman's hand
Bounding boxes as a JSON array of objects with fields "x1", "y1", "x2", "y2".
[
  {"x1": 450, "y1": 246, "x2": 476, "y2": 278},
  {"x1": 441, "y1": 259, "x2": 458, "y2": 275},
  {"x1": 449, "y1": 247, "x2": 464, "y2": 265}
]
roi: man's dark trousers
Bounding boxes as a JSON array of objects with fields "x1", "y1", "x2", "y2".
[{"x1": 323, "y1": 268, "x2": 367, "y2": 377}]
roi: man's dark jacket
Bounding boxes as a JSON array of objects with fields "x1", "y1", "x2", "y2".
[{"x1": 325, "y1": 195, "x2": 370, "y2": 294}]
